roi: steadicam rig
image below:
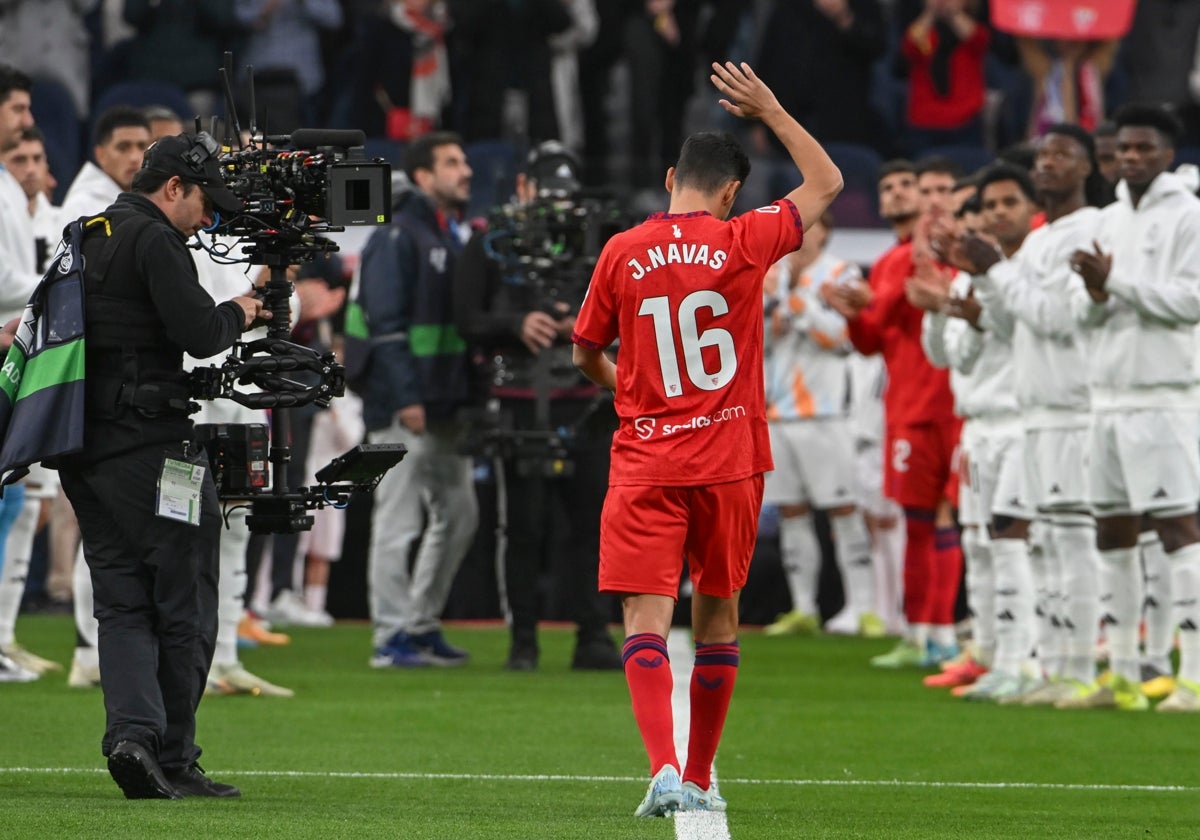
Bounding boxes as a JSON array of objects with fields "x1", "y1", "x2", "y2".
[{"x1": 186, "y1": 57, "x2": 403, "y2": 534}]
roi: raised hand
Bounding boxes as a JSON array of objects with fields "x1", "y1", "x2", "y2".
[{"x1": 710, "y1": 62, "x2": 783, "y2": 122}]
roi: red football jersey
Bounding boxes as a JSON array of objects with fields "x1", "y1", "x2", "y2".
[{"x1": 573, "y1": 200, "x2": 803, "y2": 486}]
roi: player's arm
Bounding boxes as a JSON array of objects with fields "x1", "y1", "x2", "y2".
[
  {"x1": 710, "y1": 61, "x2": 843, "y2": 230},
  {"x1": 573, "y1": 344, "x2": 617, "y2": 392}
]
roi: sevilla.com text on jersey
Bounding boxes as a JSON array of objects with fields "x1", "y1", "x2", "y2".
[{"x1": 634, "y1": 405, "x2": 748, "y2": 439}]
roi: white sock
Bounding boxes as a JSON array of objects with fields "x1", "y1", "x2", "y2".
[
  {"x1": 991, "y1": 537, "x2": 1036, "y2": 678},
  {"x1": 872, "y1": 515, "x2": 906, "y2": 631},
  {"x1": 1169, "y1": 542, "x2": 1200, "y2": 684},
  {"x1": 214, "y1": 511, "x2": 250, "y2": 669},
  {"x1": 1139, "y1": 530, "x2": 1173, "y2": 675},
  {"x1": 779, "y1": 513, "x2": 821, "y2": 616},
  {"x1": 911, "y1": 622, "x2": 930, "y2": 650},
  {"x1": 305, "y1": 583, "x2": 328, "y2": 613},
  {"x1": 1098, "y1": 546, "x2": 1142, "y2": 683},
  {"x1": 930, "y1": 624, "x2": 957, "y2": 648},
  {"x1": 0, "y1": 498, "x2": 38, "y2": 648},
  {"x1": 1054, "y1": 517, "x2": 1102, "y2": 684},
  {"x1": 73, "y1": 547, "x2": 98, "y2": 649},
  {"x1": 830, "y1": 512, "x2": 874, "y2": 615},
  {"x1": 961, "y1": 527, "x2": 995, "y2": 667},
  {"x1": 1029, "y1": 518, "x2": 1063, "y2": 678}
]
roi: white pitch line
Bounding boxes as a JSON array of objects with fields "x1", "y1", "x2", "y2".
[
  {"x1": 669, "y1": 628, "x2": 733, "y2": 840},
  {"x1": 0, "y1": 766, "x2": 1195, "y2": 794}
]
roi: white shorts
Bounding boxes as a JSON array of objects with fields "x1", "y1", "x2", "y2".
[
  {"x1": 765, "y1": 418, "x2": 858, "y2": 509},
  {"x1": 854, "y1": 440, "x2": 900, "y2": 519},
  {"x1": 1024, "y1": 424, "x2": 1090, "y2": 511},
  {"x1": 1088, "y1": 408, "x2": 1200, "y2": 516},
  {"x1": 961, "y1": 417, "x2": 1028, "y2": 527}
]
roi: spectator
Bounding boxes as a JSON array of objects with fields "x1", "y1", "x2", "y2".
[
  {"x1": 1124, "y1": 0, "x2": 1200, "y2": 145},
  {"x1": 897, "y1": 0, "x2": 990, "y2": 152},
  {"x1": 234, "y1": 0, "x2": 344, "y2": 126},
  {"x1": 60, "y1": 105, "x2": 150, "y2": 221},
  {"x1": 0, "y1": 0, "x2": 98, "y2": 118},
  {"x1": 123, "y1": 0, "x2": 241, "y2": 118},
  {"x1": 754, "y1": 0, "x2": 887, "y2": 153},
  {"x1": 449, "y1": 0, "x2": 572, "y2": 143},
  {"x1": 345, "y1": 0, "x2": 452, "y2": 141},
  {"x1": 1016, "y1": 37, "x2": 1118, "y2": 139}
]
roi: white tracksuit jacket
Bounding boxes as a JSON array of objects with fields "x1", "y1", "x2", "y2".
[{"x1": 1071, "y1": 172, "x2": 1200, "y2": 410}]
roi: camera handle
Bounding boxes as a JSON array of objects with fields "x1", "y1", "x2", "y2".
[{"x1": 262, "y1": 257, "x2": 295, "y2": 501}]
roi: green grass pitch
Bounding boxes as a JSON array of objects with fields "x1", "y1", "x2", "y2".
[{"x1": 0, "y1": 615, "x2": 1196, "y2": 839}]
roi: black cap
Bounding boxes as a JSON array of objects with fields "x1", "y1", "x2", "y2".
[
  {"x1": 140, "y1": 132, "x2": 240, "y2": 214},
  {"x1": 526, "y1": 140, "x2": 580, "y2": 198}
]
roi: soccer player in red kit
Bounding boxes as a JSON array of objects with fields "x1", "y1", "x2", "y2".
[
  {"x1": 828, "y1": 156, "x2": 964, "y2": 669},
  {"x1": 572, "y1": 61, "x2": 842, "y2": 817}
]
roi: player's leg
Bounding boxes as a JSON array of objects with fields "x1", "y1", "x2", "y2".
[
  {"x1": 1137, "y1": 522, "x2": 1174, "y2": 695},
  {"x1": 872, "y1": 425, "x2": 938, "y2": 667},
  {"x1": 680, "y1": 475, "x2": 760, "y2": 811},
  {"x1": 763, "y1": 422, "x2": 820, "y2": 635},
  {"x1": 602, "y1": 485, "x2": 685, "y2": 815},
  {"x1": 1058, "y1": 409, "x2": 1137, "y2": 709},
  {"x1": 928, "y1": 421, "x2": 964, "y2": 664},
  {"x1": 856, "y1": 439, "x2": 906, "y2": 634},
  {"x1": 804, "y1": 418, "x2": 877, "y2": 635}
]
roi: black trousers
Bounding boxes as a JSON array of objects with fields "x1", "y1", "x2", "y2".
[
  {"x1": 60, "y1": 442, "x2": 220, "y2": 771},
  {"x1": 501, "y1": 398, "x2": 616, "y2": 649}
]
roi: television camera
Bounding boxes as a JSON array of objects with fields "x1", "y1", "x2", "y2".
[
  {"x1": 188, "y1": 57, "x2": 404, "y2": 533},
  {"x1": 462, "y1": 190, "x2": 625, "y2": 477}
]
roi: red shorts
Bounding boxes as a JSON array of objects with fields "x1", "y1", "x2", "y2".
[
  {"x1": 884, "y1": 420, "x2": 961, "y2": 510},
  {"x1": 599, "y1": 474, "x2": 764, "y2": 599}
]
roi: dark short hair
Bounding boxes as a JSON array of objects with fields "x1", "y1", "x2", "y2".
[
  {"x1": 94, "y1": 105, "x2": 150, "y2": 147},
  {"x1": 402, "y1": 131, "x2": 463, "y2": 183},
  {"x1": 672, "y1": 132, "x2": 750, "y2": 195},
  {"x1": 955, "y1": 192, "x2": 983, "y2": 217},
  {"x1": 0, "y1": 64, "x2": 31, "y2": 106},
  {"x1": 977, "y1": 162, "x2": 1037, "y2": 204},
  {"x1": 915, "y1": 155, "x2": 965, "y2": 181},
  {"x1": 996, "y1": 141, "x2": 1035, "y2": 172},
  {"x1": 142, "y1": 104, "x2": 182, "y2": 125},
  {"x1": 877, "y1": 158, "x2": 916, "y2": 185},
  {"x1": 1114, "y1": 103, "x2": 1184, "y2": 148},
  {"x1": 1092, "y1": 120, "x2": 1118, "y2": 140},
  {"x1": 131, "y1": 167, "x2": 200, "y2": 197},
  {"x1": 15, "y1": 125, "x2": 44, "y2": 146}
]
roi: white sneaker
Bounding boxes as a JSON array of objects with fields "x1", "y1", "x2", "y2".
[
  {"x1": 0, "y1": 652, "x2": 38, "y2": 683},
  {"x1": 1, "y1": 643, "x2": 63, "y2": 674},
  {"x1": 822, "y1": 608, "x2": 861, "y2": 636},
  {"x1": 67, "y1": 655, "x2": 101, "y2": 688},
  {"x1": 264, "y1": 590, "x2": 335, "y2": 628},
  {"x1": 208, "y1": 662, "x2": 295, "y2": 698}
]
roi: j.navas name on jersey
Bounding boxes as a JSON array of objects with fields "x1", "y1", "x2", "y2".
[{"x1": 627, "y1": 242, "x2": 728, "y2": 280}]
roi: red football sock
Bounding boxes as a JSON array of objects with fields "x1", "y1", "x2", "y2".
[
  {"x1": 622, "y1": 634, "x2": 677, "y2": 776},
  {"x1": 683, "y1": 641, "x2": 739, "y2": 791},
  {"x1": 933, "y1": 526, "x2": 963, "y2": 626},
  {"x1": 904, "y1": 509, "x2": 936, "y2": 624}
]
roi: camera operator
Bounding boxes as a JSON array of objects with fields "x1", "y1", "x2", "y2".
[
  {"x1": 453, "y1": 141, "x2": 621, "y2": 671},
  {"x1": 51, "y1": 133, "x2": 267, "y2": 800}
]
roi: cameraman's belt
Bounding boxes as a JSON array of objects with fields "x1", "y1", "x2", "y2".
[
  {"x1": 117, "y1": 381, "x2": 197, "y2": 416},
  {"x1": 371, "y1": 331, "x2": 408, "y2": 345}
]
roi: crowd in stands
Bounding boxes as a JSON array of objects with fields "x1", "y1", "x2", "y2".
[{"x1": 5, "y1": 1, "x2": 1200, "y2": 214}]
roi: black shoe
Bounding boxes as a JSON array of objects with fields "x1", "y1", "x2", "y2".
[
  {"x1": 165, "y1": 764, "x2": 241, "y2": 798},
  {"x1": 505, "y1": 643, "x2": 538, "y2": 671},
  {"x1": 107, "y1": 741, "x2": 183, "y2": 800},
  {"x1": 571, "y1": 640, "x2": 623, "y2": 671}
]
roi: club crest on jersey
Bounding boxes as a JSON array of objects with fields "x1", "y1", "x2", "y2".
[
  {"x1": 755, "y1": 205, "x2": 781, "y2": 214},
  {"x1": 430, "y1": 247, "x2": 447, "y2": 273}
]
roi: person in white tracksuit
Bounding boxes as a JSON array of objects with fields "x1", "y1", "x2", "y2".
[
  {"x1": 917, "y1": 165, "x2": 1039, "y2": 701},
  {"x1": 955, "y1": 126, "x2": 1107, "y2": 709},
  {"x1": 1068, "y1": 105, "x2": 1200, "y2": 713}
]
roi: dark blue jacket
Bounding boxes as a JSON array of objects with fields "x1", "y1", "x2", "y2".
[{"x1": 357, "y1": 188, "x2": 472, "y2": 432}]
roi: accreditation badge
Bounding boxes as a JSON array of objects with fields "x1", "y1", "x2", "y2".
[{"x1": 156, "y1": 457, "x2": 205, "y2": 526}]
